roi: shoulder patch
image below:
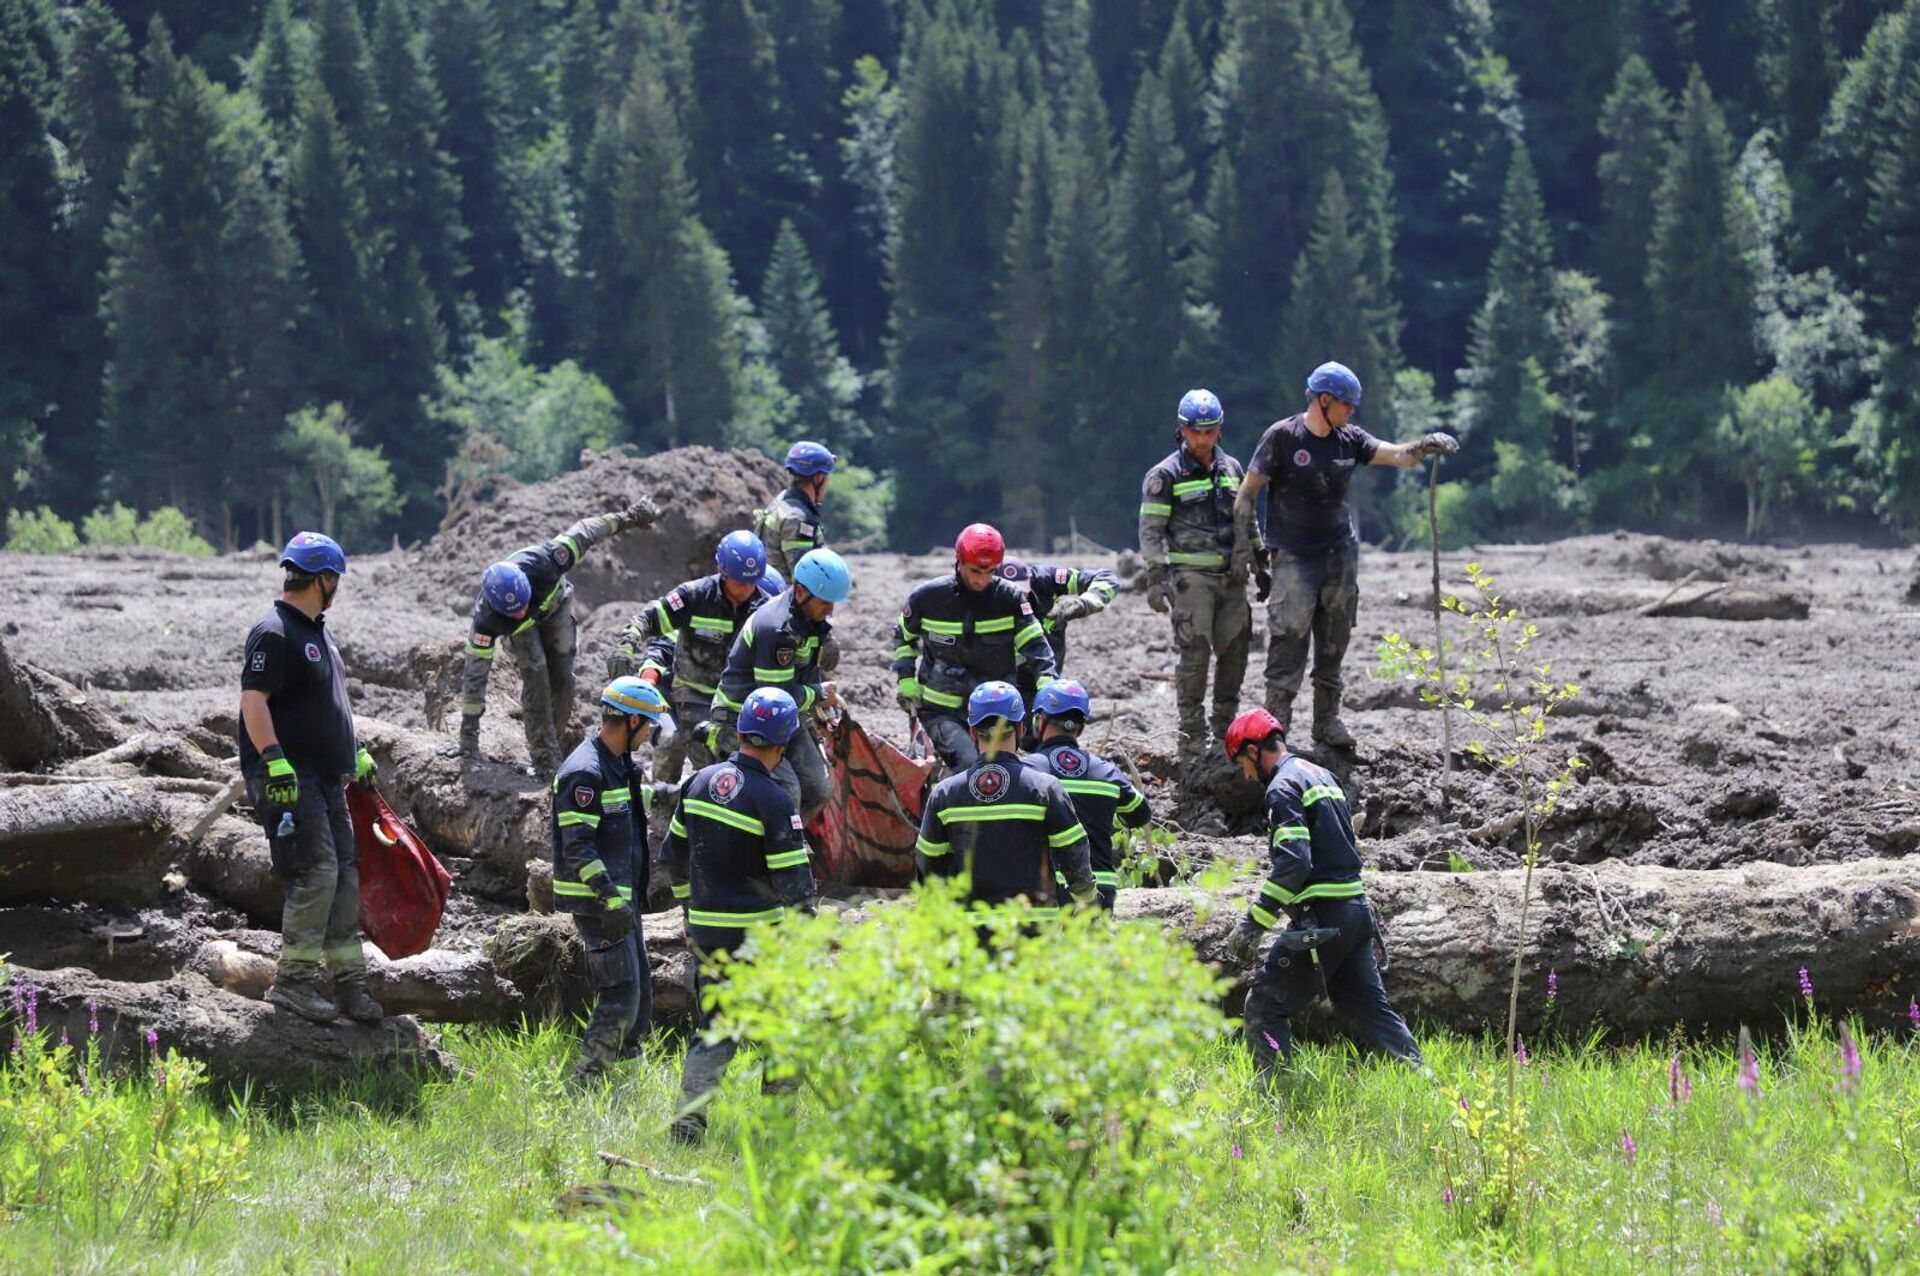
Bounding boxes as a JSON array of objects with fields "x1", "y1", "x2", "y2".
[
  {"x1": 798, "y1": 523, "x2": 816, "y2": 538},
  {"x1": 1147, "y1": 472, "x2": 1167, "y2": 495},
  {"x1": 573, "y1": 785, "x2": 597, "y2": 808},
  {"x1": 553, "y1": 545, "x2": 574, "y2": 568},
  {"x1": 967, "y1": 762, "x2": 1011, "y2": 803},
  {"x1": 1053, "y1": 567, "x2": 1069, "y2": 585},
  {"x1": 711, "y1": 765, "x2": 743, "y2": 803},
  {"x1": 1018, "y1": 600, "x2": 1033, "y2": 616},
  {"x1": 249, "y1": 650, "x2": 267, "y2": 672},
  {"x1": 472, "y1": 632, "x2": 493, "y2": 648},
  {"x1": 666, "y1": 590, "x2": 686, "y2": 610},
  {"x1": 1054, "y1": 747, "x2": 1086, "y2": 775},
  {"x1": 789, "y1": 813, "x2": 804, "y2": 831}
]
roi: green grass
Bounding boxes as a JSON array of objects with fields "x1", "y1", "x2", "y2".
[{"x1": 4, "y1": 1017, "x2": 1918, "y2": 1273}]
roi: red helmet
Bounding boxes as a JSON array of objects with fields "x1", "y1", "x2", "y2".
[
  {"x1": 955, "y1": 523, "x2": 1006, "y2": 570},
  {"x1": 1224, "y1": 707, "x2": 1284, "y2": 758}
]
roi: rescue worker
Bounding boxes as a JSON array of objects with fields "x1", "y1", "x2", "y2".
[
  {"x1": 894, "y1": 524, "x2": 1057, "y2": 772},
  {"x1": 754, "y1": 441, "x2": 835, "y2": 581},
  {"x1": 608, "y1": 531, "x2": 776, "y2": 784},
  {"x1": 666, "y1": 686, "x2": 819, "y2": 1146},
  {"x1": 995, "y1": 556, "x2": 1118, "y2": 713},
  {"x1": 1139, "y1": 389, "x2": 1257, "y2": 770},
  {"x1": 915, "y1": 681, "x2": 1097, "y2": 914},
  {"x1": 238, "y1": 532, "x2": 383, "y2": 1025},
  {"x1": 1221, "y1": 707, "x2": 1422, "y2": 1074},
  {"x1": 455, "y1": 499, "x2": 656, "y2": 776},
  {"x1": 1234, "y1": 361, "x2": 1459, "y2": 746},
  {"x1": 709, "y1": 548, "x2": 851, "y2": 822},
  {"x1": 551, "y1": 676, "x2": 670, "y2": 1085},
  {"x1": 1027, "y1": 680, "x2": 1151, "y2": 910}
]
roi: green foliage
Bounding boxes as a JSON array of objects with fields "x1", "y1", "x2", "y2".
[
  {"x1": 1596, "y1": 54, "x2": 1674, "y2": 368},
  {"x1": 1275, "y1": 172, "x2": 1396, "y2": 432},
  {"x1": 77, "y1": 503, "x2": 214, "y2": 556},
  {"x1": 1387, "y1": 476, "x2": 1481, "y2": 550},
  {"x1": 1456, "y1": 144, "x2": 1560, "y2": 455},
  {"x1": 426, "y1": 315, "x2": 623, "y2": 487},
  {"x1": 827, "y1": 460, "x2": 893, "y2": 545},
  {"x1": 1716, "y1": 375, "x2": 1824, "y2": 536},
  {"x1": 759, "y1": 220, "x2": 866, "y2": 449},
  {"x1": 666, "y1": 882, "x2": 1227, "y2": 1269},
  {"x1": 281, "y1": 403, "x2": 403, "y2": 545},
  {"x1": 4, "y1": 506, "x2": 79, "y2": 553}
]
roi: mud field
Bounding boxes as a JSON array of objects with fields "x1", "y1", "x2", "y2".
[{"x1": 4, "y1": 448, "x2": 1919, "y2": 1066}]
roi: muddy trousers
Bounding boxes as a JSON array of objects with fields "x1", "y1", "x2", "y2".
[
  {"x1": 510, "y1": 606, "x2": 578, "y2": 774},
  {"x1": 1243, "y1": 897, "x2": 1422, "y2": 1074},
  {"x1": 247, "y1": 768, "x2": 364, "y2": 985},
  {"x1": 572, "y1": 911, "x2": 651, "y2": 1072},
  {"x1": 921, "y1": 710, "x2": 979, "y2": 772},
  {"x1": 1169, "y1": 570, "x2": 1252, "y2": 753},
  {"x1": 1263, "y1": 541, "x2": 1359, "y2": 721},
  {"x1": 652, "y1": 689, "x2": 720, "y2": 787},
  {"x1": 678, "y1": 930, "x2": 749, "y2": 1112}
]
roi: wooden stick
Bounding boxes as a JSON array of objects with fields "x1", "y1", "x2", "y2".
[{"x1": 1428, "y1": 460, "x2": 1454, "y2": 780}]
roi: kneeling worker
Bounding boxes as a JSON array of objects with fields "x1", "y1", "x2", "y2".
[
  {"x1": 666, "y1": 687, "x2": 819, "y2": 1146},
  {"x1": 1027, "y1": 680, "x2": 1151, "y2": 910},
  {"x1": 552, "y1": 676, "x2": 670, "y2": 1085},
  {"x1": 1221, "y1": 707, "x2": 1422, "y2": 1074}
]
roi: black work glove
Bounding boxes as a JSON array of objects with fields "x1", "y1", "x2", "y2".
[
  {"x1": 1254, "y1": 563, "x2": 1273, "y2": 603},
  {"x1": 1144, "y1": 570, "x2": 1172, "y2": 615},
  {"x1": 1416, "y1": 431, "x2": 1460, "y2": 459},
  {"x1": 1225, "y1": 917, "x2": 1266, "y2": 965},
  {"x1": 617, "y1": 499, "x2": 658, "y2": 531},
  {"x1": 600, "y1": 897, "x2": 636, "y2": 942}
]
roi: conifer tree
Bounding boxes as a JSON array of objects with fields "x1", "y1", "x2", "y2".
[
  {"x1": 1596, "y1": 54, "x2": 1674, "y2": 365},
  {"x1": 1457, "y1": 144, "x2": 1558, "y2": 452},
  {"x1": 991, "y1": 109, "x2": 1055, "y2": 546},
  {"x1": 1763, "y1": 0, "x2": 1836, "y2": 167},
  {"x1": 314, "y1": 0, "x2": 379, "y2": 156},
  {"x1": 687, "y1": 0, "x2": 802, "y2": 288},
  {"x1": 366, "y1": 0, "x2": 468, "y2": 336},
  {"x1": 424, "y1": 0, "x2": 518, "y2": 318},
  {"x1": 1807, "y1": 1, "x2": 1913, "y2": 292},
  {"x1": 1274, "y1": 174, "x2": 1392, "y2": 427},
  {"x1": 247, "y1": 0, "x2": 307, "y2": 143},
  {"x1": 578, "y1": 51, "x2": 744, "y2": 445},
  {"x1": 555, "y1": 0, "x2": 605, "y2": 176},
  {"x1": 0, "y1": 0, "x2": 62, "y2": 513},
  {"x1": 761, "y1": 219, "x2": 863, "y2": 445},
  {"x1": 1645, "y1": 67, "x2": 1760, "y2": 413},
  {"x1": 289, "y1": 84, "x2": 379, "y2": 415},
  {"x1": 1865, "y1": 12, "x2": 1920, "y2": 339},
  {"x1": 1155, "y1": 0, "x2": 1208, "y2": 176}
]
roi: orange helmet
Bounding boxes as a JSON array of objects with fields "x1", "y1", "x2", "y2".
[{"x1": 1224, "y1": 707, "x2": 1284, "y2": 759}]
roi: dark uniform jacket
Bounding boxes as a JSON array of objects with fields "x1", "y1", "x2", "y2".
[
  {"x1": 238, "y1": 600, "x2": 357, "y2": 776},
  {"x1": 755, "y1": 485, "x2": 824, "y2": 580},
  {"x1": 713, "y1": 588, "x2": 831, "y2": 716},
  {"x1": 460, "y1": 512, "x2": 625, "y2": 717},
  {"x1": 550, "y1": 735, "x2": 648, "y2": 914},
  {"x1": 1246, "y1": 752, "x2": 1365, "y2": 931},
  {"x1": 996, "y1": 560, "x2": 1118, "y2": 631},
  {"x1": 1030, "y1": 738, "x2": 1150, "y2": 894},
  {"x1": 916, "y1": 754, "x2": 1093, "y2": 914},
  {"x1": 665, "y1": 752, "x2": 816, "y2": 940},
  {"x1": 892, "y1": 576, "x2": 1056, "y2": 715},
  {"x1": 1137, "y1": 445, "x2": 1252, "y2": 574},
  {"x1": 612, "y1": 573, "x2": 769, "y2": 704}
]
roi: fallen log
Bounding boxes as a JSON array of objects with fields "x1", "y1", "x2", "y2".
[
  {"x1": 0, "y1": 634, "x2": 124, "y2": 769},
  {"x1": 3, "y1": 966, "x2": 452, "y2": 1089},
  {"x1": 0, "y1": 781, "x2": 184, "y2": 907},
  {"x1": 1640, "y1": 581, "x2": 1810, "y2": 621},
  {"x1": 1119, "y1": 857, "x2": 1920, "y2": 1036},
  {"x1": 485, "y1": 910, "x2": 697, "y2": 1024},
  {"x1": 189, "y1": 939, "x2": 525, "y2": 1024}
]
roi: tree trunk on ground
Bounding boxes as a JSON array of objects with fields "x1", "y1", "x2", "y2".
[
  {"x1": 189, "y1": 939, "x2": 525, "y2": 1024},
  {"x1": 0, "y1": 782, "x2": 186, "y2": 907},
  {"x1": 1119, "y1": 858, "x2": 1920, "y2": 1037},
  {"x1": 0, "y1": 635, "x2": 126, "y2": 770},
  {"x1": 3, "y1": 966, "x2": 452, "y2": 1090}
]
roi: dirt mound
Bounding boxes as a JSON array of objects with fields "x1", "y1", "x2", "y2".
[
  {"x1": 1561, "y1": 531, "x2": 1790, "y2": 582},
  {"x1": 422, "y1": 445, "x2": 786, "y2": 615}
]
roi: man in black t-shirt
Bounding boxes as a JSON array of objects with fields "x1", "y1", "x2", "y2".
[
  {"x1": 238, "y1": 532, "x2": 382, "y2": 1026},
  {"x1": 1233, "y1": 362, "x2": 1459, "y2": 747}
]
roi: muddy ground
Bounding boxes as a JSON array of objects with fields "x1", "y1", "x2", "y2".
[{"x1": 3, "y1": 446, "x2": 1918, "y2": 1049}]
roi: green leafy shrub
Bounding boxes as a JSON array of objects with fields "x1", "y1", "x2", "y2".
[
  {"x1": 4, "y1": 506, "x2": 80, "y2": 553},
  {"x1": 80, "y1": 502, "x2": 140, "y2": 546},
  {"x1": 130, "y1": 507, "x2": 214, "y2": 556}
]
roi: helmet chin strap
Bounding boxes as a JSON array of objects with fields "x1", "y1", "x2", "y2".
[{"x1": 317, "y1": 575, "x2": 339, "y2": 610}]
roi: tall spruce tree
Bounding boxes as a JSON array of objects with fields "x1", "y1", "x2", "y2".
[
  {"x1": 1274, "y1": 174, "x2": 1392, "y2": 428},
  {"x1": 1596, "y1": 54, "x2": 1674, "y2": 367},
  {"x1": 47, "y1": 1, "x2": 139, "y2": 515},
  {"x1": 288, "y1": 84, "x2": 379, "y2": 417},
  {"x1": 314, "y1": 0, "x2": 379, "y2": 156},
  {"x1": 577, "y1": 51, "x2": 744, "y2": 445},
  {"x1": 99, "y1": 20, "x2": 305, "y2": 532},
  {"x1": 1865, "y1": 10, "x2": 1920, "y2": 340},
  {"x1": 555, "y1": 0, "x2": 605, "y2": 176},
  {"x1": 425, "y1": 0, "x2": 518, "y2": 319},
  {"x1": 1156, "y1": 0, "x2": 1207, "y2": 172},
  {"x1": 1488, "y1": 0, "x2": 1625, "y2": 222},
  {"x1": 0, "y1": 0, "x2": 62, "y2": 514},
  {"x1": 888, "y1": 7, "x2": 1021, "y2": 542},
  {"x1": 1208, "y1": 0, "x2": 1397, "y2": 417},
  {"x1": 761, "y1": 218, "x2": 864, "y2": 446},
  {"x1": 1807, "y1": 1, "x2": 1914, "y2": 294},
  {"x1": 366, "y1": 0, "x2": 468, "y2": 337},
  {"x1": 247, "y1": 0, "x2": 306, "y2": 142},
  {"x1": 1644, "y1": 68, "x2": 1761, "y2": 425},
  {"x1": 1763, "y1": 0, "x2": 1836, "y2": 168},
  {"x1": 1456, "y1": 144, "x2": 1558, "y2": 453},
  {"x1": 991, "y1": 108, "x2": 1055, "y2": 546}
]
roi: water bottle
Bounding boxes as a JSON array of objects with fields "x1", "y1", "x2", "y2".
[{"x1": 276, "y1": 811, "x2": 296, "y2": 839}]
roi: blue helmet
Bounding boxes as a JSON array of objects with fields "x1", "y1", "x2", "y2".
[
  {"x1": 481, "y1": 561, "x2": 532, "y2": 614},
  {"x1": 1305, "y1": 361, "x2": 1362, "y2": 406},
  {"x1": 280, "y1": 531, "x2": 346, "y2": 576},
  {"x1": 1177, "y1": 389, "x2": 1223, "y2": 428},
  {"x1": 967, "y1": 680, "x2": 1025, "y2": 728},
  {"x1": 738, "y1": 686, "x2": 801, "y2": 746},
  {"x1": 785, "y1": 441, "x2": 837, "y2": 477},
  {"x1": 715, "y1": 530, "x2": 768, "y2": 584},
  {"x1": 793, "y1": 548, "x2": 851, "y2": 603},
  {"x1": 601, "y1": 675, "x2": 669, "y2": 720},
  {"x1": 758, "y1": 566, "x2": 785, "y2": 596},
  {"x1": 1032, "y1": 679, "x2": 1091, "y2": 721}
]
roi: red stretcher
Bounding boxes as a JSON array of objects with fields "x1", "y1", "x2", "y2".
[
  {"x1": 346, "y1": 780, "x2": 452, "y2": 959},
  {"x1": 803, "y1": 711, "x2": 935, "y2": 888}
]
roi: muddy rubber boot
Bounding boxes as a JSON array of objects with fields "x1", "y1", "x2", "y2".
[
  {"x1": 334, "y1": 976, "x2": 385, "y2": 1023},
  {"x1": 668, "y1": 1111, "x2": 707, "y2": 1147},
  {"x1": 1311, "y1": 684, "x2": 1354, "y2": 749},
  {"x1": 266, "y1": 976, "x2": 340, "y2": 1025},
  {"x1": 1266, "y1": 693, "x2": 1296, "y2": 741}
]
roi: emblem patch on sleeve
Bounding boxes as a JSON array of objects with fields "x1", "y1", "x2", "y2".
[
  {"x1": 573, "y1": 786, "x2": 597, "y2": 807},
  {"x1": 1147, "y1": 473, "x2": 1167, "y2": 495},
  {"x1": 789, "y1": 814, "x2": 804, "y2": 831},
  {"x1": 472, "y1": 633, "x2": 493, "y2": 648},
  {"x1": 249, "y1": 650, "x2": 266, "y2": 672}
]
